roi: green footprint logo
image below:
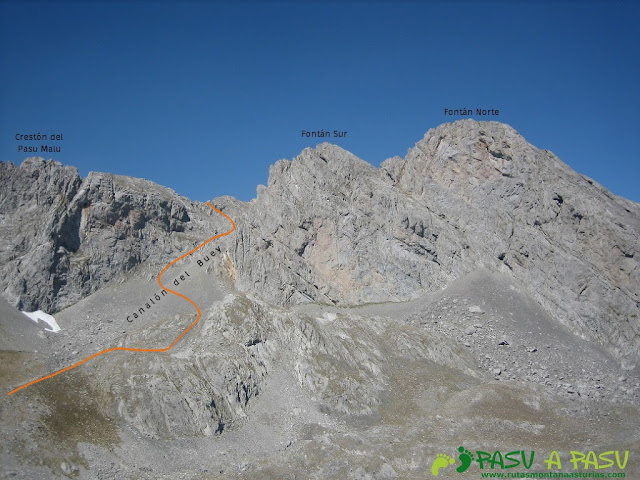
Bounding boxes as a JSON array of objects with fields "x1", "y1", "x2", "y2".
[
  {"x1": 457, "y1": 446, "x2": 474, "y2": 473},
  {"x1": 430, "y1": 453, "x2": 455, "y2": 476}
]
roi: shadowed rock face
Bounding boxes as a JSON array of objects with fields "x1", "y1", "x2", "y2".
[
  {"x1": 0, "y1": 158, "x2": 82, "y2": 311},
  {"x1": 1, "y1": 120, "x2": 640, "y2": 479},
  {"x1": 386, "y1": 121, "x2": 640, "y2": 368},
  {"x1": 0, "y1": 158, "x2": 206, "y2": 313},
  {"x1": 1, "y1": 120, "x2": 639, "y2": 369},
  {"x1": 216, "y1": 120, "x2": 640, "y2": 368}
]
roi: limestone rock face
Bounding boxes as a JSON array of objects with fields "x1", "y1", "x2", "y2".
[
  {"x1": 0, "y1": 158, "x2": 209, "y2": 312},
  {"x1": 215, "y1": 143, "x2": 462, "y2": 306},
  {"x1": 0, "y1": 158, "x2": 82, "y2": 311},
  {"x1": 213, "y1": 121, "x2": 640, "y2": 368},
  {"x1": 382, "y1": 121, "x2": 640, "y2": 367},
  {"x1": 2, "y1": 121, "x2": 640, "y2": 479},
  {"x1": 1, "y1": 120, "x2": 639, "y2": 369}
]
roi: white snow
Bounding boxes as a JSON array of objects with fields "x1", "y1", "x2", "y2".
[{"x1": 21, "y1": 310, "x2": 61, "y2": 333}]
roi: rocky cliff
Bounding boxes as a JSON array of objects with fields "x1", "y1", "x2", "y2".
[
  {"x1": 1, "y1": 120, "x2": 638, "y2": 369},
  {"x1": 2, "y1": 120, "x2": 640, "y2": 479},
  {"x1": 215, "y1": 120, "x2": 640, "y2": 368},
  {"x1": 0, "y1": 159, "x2": 209, "y2": 312}
]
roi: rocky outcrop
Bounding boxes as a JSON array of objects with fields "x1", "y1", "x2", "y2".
[
  {"x1": 2, "y1": 122, "x2": 640, "y2": 480},
  {"x1": 212, "y1": 121, "x2": 639, "y2": 368},
  {"x1": 0, "y1": 158, "x2": 210, "y2": 312},
  {"x1": 0, "y1": 158, "x2": 83, "y2": 311},
  {"x1": 1, "y1": 120, "x2": 639, "y2": 368},
  {"x1": 381, "y1": 121, "x2": 640, "y2": 368},
  {"x1": 214, "y1": 143, "x2": 471, "y2": 306}
]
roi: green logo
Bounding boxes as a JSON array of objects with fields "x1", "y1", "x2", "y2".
[
  {"x1": 430, "y1": 453, "x2": 454, "y2": 476},
  {"x1": 457, "y1": 446, "x2": 474, "y2": 473},
  {"x1": 430, "y1": 446, "x2": 474, "y2": 476},
  {"x1": 430, "y1": 447, "x2": 629, "y2": 476}
]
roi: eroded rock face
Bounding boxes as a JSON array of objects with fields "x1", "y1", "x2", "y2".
[
  {"x1": 1, "y1": 120, "x2": 639, "y2": 368},
  {"x1": 381, "y1": 121, "x2": 640, "y2": 368},
  {"x1": 215, "y1": 143, "x2": 471, "y2": 307},
  {"x1": 89, "y1": 290, "x2": 480, "y2": 439},
  {"x1": 0, "y1": 158, "x2": 82, "y2": 311},
  {"x1": 213, "y1": 121, "x2": 639, "y2": 368},
  {"x1": 2, "y1": 121, "x2": 640, "y2": 479},
  {"x1": 97, "y1": 295, "x2": 271, "y2": 439},
  {"x1": 0, "y1": 158, "x2": 208, "y2": 312}
]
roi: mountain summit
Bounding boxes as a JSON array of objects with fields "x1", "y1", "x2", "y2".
[
  {"x1": 1, "y1": 120, "x2": 638, "y2": 369},
  {"x1": 1, "y1": 120, "x2": 639, "y2": 479},
  {"x1": 217, "y1": 120, "x2": 640, "y2": 368}
]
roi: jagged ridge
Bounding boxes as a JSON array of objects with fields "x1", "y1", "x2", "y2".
[{"x1": 0, "y1": 119, "x2": 638, "y2": 368}]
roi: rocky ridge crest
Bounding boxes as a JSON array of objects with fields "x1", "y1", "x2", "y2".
[{"x1": 0, "y1": 120, "x2": 638, "y2": 368}]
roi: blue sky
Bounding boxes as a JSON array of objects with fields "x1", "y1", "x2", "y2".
[{"x1": 1, "y1": 1, "x2": 638, "y2": 203}]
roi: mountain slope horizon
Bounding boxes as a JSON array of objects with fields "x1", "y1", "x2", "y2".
[
  {"x1": 2, "y1": 119, "x2": 640, "y2": 479},
  {"x1": 1, "y1": 119, "x2": 639, "y2": 370}
]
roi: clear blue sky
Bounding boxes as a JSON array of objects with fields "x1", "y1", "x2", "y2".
[{"x1": 1, "y1": 1, "x2": 638, "y2": 203}]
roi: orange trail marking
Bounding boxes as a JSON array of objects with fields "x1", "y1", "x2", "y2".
[{"x1": 7, "y1": 202, "x2": 235, "y2": 396}]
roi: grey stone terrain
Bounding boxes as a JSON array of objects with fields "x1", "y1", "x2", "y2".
[
  {"x1": 1, "y1": 120, "x2": 638, "y2": 479},
  {"x1": 0, "y1": 158, "x2": 207, "y2": 312}
]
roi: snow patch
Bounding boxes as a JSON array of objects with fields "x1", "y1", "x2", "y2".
[{"x1": 21, "y1": 310, "x2": 61, "y2": 332}]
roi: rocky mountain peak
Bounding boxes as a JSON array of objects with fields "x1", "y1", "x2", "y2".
[
  {"x1": 1, "y1": 121, "x2": 639, "y2": 370},
  {"x1": 267, "y1": 142, "x2": 376, "y2": 192},
  {"x1": 215, "y1": 121, "x2": 640, "y2": 368},
  {"x1": 20, "y1": 156, "x2": 65, "y2": 169},
  {"x1": 0, "y1": 160, "x2": 200, "y2": 312},
  {"x1": 382, "y1": 119, "x2": 534, "y2": 193}
]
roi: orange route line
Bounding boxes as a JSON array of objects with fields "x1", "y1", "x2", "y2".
[{"x1": 7, "y1": 202, "x2": 235, "y2": 396}]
